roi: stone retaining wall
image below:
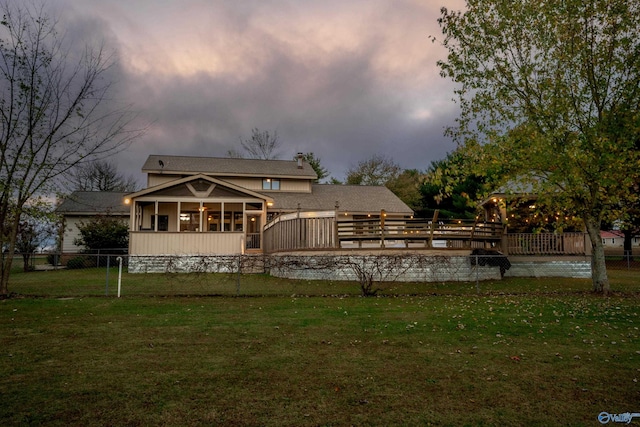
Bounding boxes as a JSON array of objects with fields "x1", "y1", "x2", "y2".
[{"x1": 128, "y1": 254, "x2": 592, "y2": 281}]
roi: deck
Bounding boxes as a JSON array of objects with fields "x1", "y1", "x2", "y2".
[{"x1": 263, "y1": 210, "x2": 590, "y2": 256}]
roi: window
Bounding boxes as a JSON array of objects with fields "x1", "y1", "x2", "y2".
[
  {"x1": 180, "y1": 212, "x2": 199, "y2": 231},
  {"x1": 180, "y1": 202, "x2": 200, "y2": 231},
  {"x1": 262, "y1": 178, "x2": 280, "y2": 190},
  {"x1": 152, "y1": 215, "x2": 169, "y2": 231}
]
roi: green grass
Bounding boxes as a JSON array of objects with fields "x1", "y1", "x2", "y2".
[
  {"x1": 1, "y1": 268, "x2": 639, "y2": 425},
  {"x1": 6, "y1": 264, "x2": 640, "y2": 298}
]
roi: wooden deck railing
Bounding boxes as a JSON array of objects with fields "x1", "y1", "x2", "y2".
[
  {"x1": 264, "y1": 211, "x2": 337, "y2": 252},
  {"x1": 336, "y1": 217, "x2": 504, "y2": 248},
  {"x1": 506, "y1": 232, "x2": 587, "y2": 255},
  {"x1": 263, "y1": 211, "x2": 590, "y2": 255},
  {"x1": 263, "y1": 211, "x2": 504, "y2": 253}
]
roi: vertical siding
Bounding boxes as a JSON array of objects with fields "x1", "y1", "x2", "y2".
[
  {"x1": 264, "y1": 216, "x2": 336, "y2": 252},
  {"x1": 62, "y1": 217, "x2": 84, "y2": 253},
  {"x1": 131, "y1": 232, "x2": 244, "y2": 255}
]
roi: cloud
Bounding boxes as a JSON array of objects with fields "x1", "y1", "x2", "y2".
[{"x1": 52, "y1": 0, "x2": 464, "y2": 182}]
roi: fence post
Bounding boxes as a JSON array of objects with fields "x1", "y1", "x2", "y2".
[
  {"x1": 105, "y1": 255, "x2": 110, "y2": 296},
  {"x1": 236, "y1": 254, "x2": 241, "y2": 296},
  {"x1": 475, "y1": 254, "x2": 480, "y2": 294},
  {"x1": 116, "y1": 256, "x2": 123, "y2": 298}
]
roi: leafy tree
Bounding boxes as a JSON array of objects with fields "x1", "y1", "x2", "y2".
[
  {"x1": 70, "y1": 160, "x2": 139, "y2": 192},
  {"x1": 228, "y1": 128, "x2": 281, "y2": 160},
  {"x1": 345, "y1": 155, "x2": 400, "y2": 186},
  {"x1": 385, "y1": 169, "x2": 424, "y2": 213},
  {"x1": 437, "y1": 0, "x2": 640, "y2": 293},
  {"x1": 298, "y1": 153, "x2": 329, "y2": 183},
  {"x1": 420, "y1": 150, "x2": 490, "y2": 219},
  {"x1": 74, "y1": 216, "x2": 128, "y2": 252},
  {"x1": 0, "y1": 1, "x2": 141, "y2": 296}
]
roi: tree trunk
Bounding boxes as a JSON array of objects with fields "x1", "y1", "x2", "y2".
[
  {"x1": 584, "y1": 217, "x2": 609, "y2": 294},
  {"x1": 0, "y1": 215, "x2": 20, "y2": 297},
  {"x1": 22, "y1": 253, "x2": 33, "y2": 272},
  {"x1": 622, "y1": 229, "x2": 634, "y2": 262}
]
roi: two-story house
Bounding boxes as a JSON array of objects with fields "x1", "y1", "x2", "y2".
[{"x1": 123, "y1": 154, "x2": 413, "y2": 259}]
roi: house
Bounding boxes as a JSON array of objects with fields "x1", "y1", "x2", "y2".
[
  {"x1": 56, "y1": 191, "x2": 130, "y2": 253},
  {"x1": 57, "y1": 155, "x2": 593, "y2": 280},
  {"x1": 600, "y1": 230, "x2": 640, "y2": 251},
  {"x1": 124, "y1": 154, "x2": 414, "y2": 261},
  {"x1": 601, "y1": 230, "x2": 625, "y2": 248}
]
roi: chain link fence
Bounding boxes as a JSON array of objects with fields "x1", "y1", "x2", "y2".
[{"x1": 5, "y1": 251, "x2": 639, "y2": 297}]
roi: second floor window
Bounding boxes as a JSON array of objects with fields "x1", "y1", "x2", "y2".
[{"x1": 262, "y1": 178, "x2": 280, "y2": 190}]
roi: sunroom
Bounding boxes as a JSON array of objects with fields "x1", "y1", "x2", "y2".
[{"x1": 125, "y1": 174, "x2": 273, "y2": 255}]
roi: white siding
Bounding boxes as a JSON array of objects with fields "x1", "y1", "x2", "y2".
[
  {"x1": 62, "y1": 215, "x2": 130, "y2": 253},
  {"x1": 146, "y1": 173, "x2": 312, "y2": 193},
  {"x1": 62, "y1": 216, "x2": 84, "y2": 253},
  {"x1": 130, "y1": 232, "x2": 245, "y2": 255}
]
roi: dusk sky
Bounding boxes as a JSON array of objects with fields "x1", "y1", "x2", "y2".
[{"x1": 51, "y1": 0, "x2": 465, "y2": 183}]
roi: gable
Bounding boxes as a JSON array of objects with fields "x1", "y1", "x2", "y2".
[
  {"x1": 152, "y1": 181, "x2": 253, "y2": 198},
  {"x1": 127, "y1": 174, "x2": 273, "y2": 203}
]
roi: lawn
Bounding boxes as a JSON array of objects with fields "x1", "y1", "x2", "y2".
[{"x1": 1, "y1": 269, "x2": 639, "y2": 425}]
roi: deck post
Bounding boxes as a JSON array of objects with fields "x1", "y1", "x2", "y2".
[
  {"x1": 380, "y1": 209, "x2": 386, "y2": 248},
  {"x1": 428, "y1": 210, "x2": 439, "y2": 248},
  {"x1": 468, "y1": 222, "x2": 477, "y2": 248},
  {"x1": 500, "y1": 224, "x2": 509, "y2": 254},
  {"x1": 334, "y1": 201, "x2": 340, "y2": 248}
]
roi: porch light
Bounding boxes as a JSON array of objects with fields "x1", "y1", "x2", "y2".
[
  {"x1": 267, "y1": 202, "x2": 273, "y2": 207},
  {"x1": 124, "y1": 198, "x2": 131, "y2": 205}
]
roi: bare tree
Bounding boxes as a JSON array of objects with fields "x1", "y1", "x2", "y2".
[
  {"x1": 14, "y1": 206, "x2": 56, "y2": 272},
  {"x1": 228, "y1": 128, "x2": 282, "y2": 160},
  {"x1": 70, "y1": 160, "x2": 139, "y2": 192},
  {"x1": 0, "y1": 1, "x2": 142, "y2": 296},
  {"x1": 345, "y1": 154, "x2": 401, "y2": 186}
]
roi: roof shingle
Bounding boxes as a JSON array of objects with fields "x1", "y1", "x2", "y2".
[
  {"x1": 143, "y1": 155, "x2": 317, "y2": 179},
  {"x1": 269, "y1": 184, "x2": 413, "y2": 215},
  {"x1": 56, "y1": 191, "x2": 130, "y2": 215}
]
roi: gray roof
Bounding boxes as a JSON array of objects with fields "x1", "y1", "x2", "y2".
[
  {"x1": 56, "y1": 191, "x2": 130, "y2": 215},
  {"x1": 270, "y1": 184, "x2": 413, "y2": 215},
  {"x1": 142, "y1": 155, "x2": 317, "y2": 179}
]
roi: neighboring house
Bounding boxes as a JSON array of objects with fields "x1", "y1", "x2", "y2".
[
  {"x1": 600, "y1": 230, "x2": 640, "y2": 249},
  {"x1": 601, "y1": 230, "x2": 625, "y2": 248},
  {"x1": 125, "y1": 154, "x2": 413, "y2": 257},
  {"x1": 56, "y1": 191, "x2": 130, "y2": 253}
]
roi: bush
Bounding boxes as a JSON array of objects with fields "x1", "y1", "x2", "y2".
[
  {"x1": 46, "y1": 253, "x2": 59, "y2": 266},
  {"x1": 74, "y1": 216, "x2": 129, "y2": 252},
  {"x1": 66, "y1": 256, "x2": 95, "y2": 270}
]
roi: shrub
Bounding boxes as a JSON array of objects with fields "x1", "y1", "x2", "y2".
[
  {"x1": 66, "y1": 256, "x2": 95, "y2": 270},
  {"x1": 46, "y1": 253, "x2": 59, "y2": 266}
]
